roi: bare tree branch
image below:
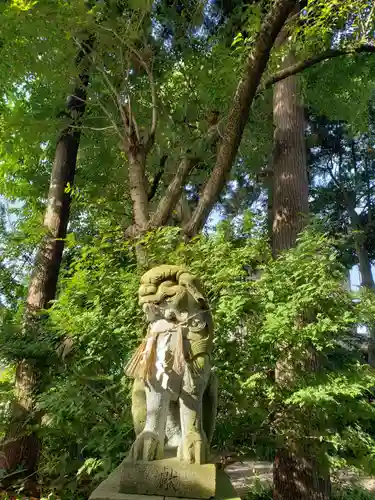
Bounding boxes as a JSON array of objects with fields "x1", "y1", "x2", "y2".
[
  {"x1": 95, "y1": 100, "x2": 123, "y2": 140},
  {"x1": 148, "y1": 154, "x2": 168, "y2": 201},
  {"x1": 314, "y1": 164, "x2": 341, "y2": 188},
  {"x1": 175, "y1": 194, "x2": 193, "y2": 226},
  {"x1": 150, "y1": 157, "x2": 198, "y2": 228},
  {"x1": 71, "y1": 40, "x2": 124, "y2": 140},
  {"x1": 70, "y1": 124, "x2": 117, "y2": 132},
  {"x1": 129, "y1": 45, "x2": 157, "y2": 150},
  {"x1": 75, "y1": 40, "x2": 120, "y2": 112},
  {"x1": 131, "y1": 112, "x2": 141, "y2": 144},
  {"x1": 263, "y1": 44, "x2": 375, "y2": 90},
  {"x1": 99, "y1": 26, "x2": 157, "y2": 147}
]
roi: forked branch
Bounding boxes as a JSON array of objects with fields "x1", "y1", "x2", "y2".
[
  {"x1": 151, "y1": 157, "x2": 198, "y2": 228},
  {"x1": 128, "y1": 46, "x2": 157, "y2": 150},
  {"x1": 98, "y1": 26, "x2": 157, "y2": 149}
]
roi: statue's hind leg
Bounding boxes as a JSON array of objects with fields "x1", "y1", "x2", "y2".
[{"x1": 127, "y1": 381, "x2": 170, "y2": 462}]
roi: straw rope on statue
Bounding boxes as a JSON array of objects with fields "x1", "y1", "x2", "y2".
[{"x1": 125, "y1": 265, "x2": 213, "y2": 382}]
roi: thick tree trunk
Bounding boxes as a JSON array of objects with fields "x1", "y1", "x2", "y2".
[
  {"x1": 271, "y1": 52, "x2": 308, "y2": 256},
  {"x1": 274, "y1": 447, "x2": 331, "y2": 500},
  {"x1": 356, "y1": 235, "x2": 374, "y2": 289},
  {"x1": 0, "y1": 35, "x2": 93, "y2": 484},
  {"x1": 356, "y1": 243, "x2": 375, "y2": 367},
  {"x1": 271, "y1": 51, "x2": 331, "y2": 500},
  {"x1": 345, "y1": 167, "x2": 374, "y2": 290},
  {"x1": 350, "y1": 224, "x2": 375, "y2": 290}
]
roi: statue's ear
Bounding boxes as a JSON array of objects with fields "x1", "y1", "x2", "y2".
[
  {"x1": 185, "y1": 283, "x2": 208, "y2": 309},
  {"x1": 173, "y1": 271, "x2": 208, "y2": 309}
]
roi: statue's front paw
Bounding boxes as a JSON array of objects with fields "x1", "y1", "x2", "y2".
[
  {"x1": 127, "y1": 431, "x2": 163, "y2": 462},
  {"x1": 178, "y1": 431, "x2": 208, "y2": 465}
]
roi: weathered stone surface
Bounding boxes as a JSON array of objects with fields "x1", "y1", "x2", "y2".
[
  {"x1": 215, "y1": 469, "x2": 241, "y2": 500},
  {"x1": 89, "y1": 464, "x2": 239, "y2": 500},
  {"x1": 91, "y1": 493, "x2": 162, "y2": 500},
  {"x1": 166, "y1": 470, "x2": 240, "y2": 500},
  {"x1": 89, "y1": 265, "x2": 228, "y2": 500},
  {"x1": 89, "y1": 462, "x2": 163, "y2": 500},
  {"x1": 120, "y1": 458, "x2": 216, "y2": 499}
]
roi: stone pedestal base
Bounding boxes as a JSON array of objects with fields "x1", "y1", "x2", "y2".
[
  {"x1": 89, "y1": 459, "x2": 240, "y2": 500},
  {"x1": 120, "y1": 459, "x2": 215, "y2": 498}
]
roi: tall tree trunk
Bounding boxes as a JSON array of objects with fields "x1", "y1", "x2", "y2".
[
  {"x1": 0, "y1": 35, "x2": 94, "y2": 485},
  {"x1": 271, "y1": 52, "x2": 308, "y2": 255},
  {"x1": 272, "y1": 51, "x2": 331, "y2": 500},
  {"x1": 346, "y1": 199, "x2": 375, "y2": 366},
  {"x1": 356, "y1": 235, "x2": 374, "y2": 289},
  {"x1": 345, "y1": 139, "x2": 375, "y2": 365}
]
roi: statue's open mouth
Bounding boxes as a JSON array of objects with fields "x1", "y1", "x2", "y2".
[
  {"x1": 142, "y1": 301, "x2": 163, "y2": 320},
  {"x1": 142, "y1": 300, "x2": 186, "y2": 323}
]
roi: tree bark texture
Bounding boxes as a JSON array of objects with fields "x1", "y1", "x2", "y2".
[
  {"x1": 128, "y1": 148, "x2": 149, "y2": 230},
  {"x1": 0, "y1": 35, "x2": 94, "y2": 481},
  {"x1": 271, "y1": 52, "x2": 309, "y2": 256},
  {"x1": 271, "y1": 51, "x2": 331, "y2": 500},
  {"x1": 184, "y1": 0, "x2": 297, "y2": 238},
  {"x1": 274, "y1": 447, "x2": 331, "y2": 500}
]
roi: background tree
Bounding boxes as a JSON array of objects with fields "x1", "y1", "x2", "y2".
[{"x1": 270, "y1": 34, "x2": 328, "y2": 500}]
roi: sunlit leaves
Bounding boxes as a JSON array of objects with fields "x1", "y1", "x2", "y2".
[
  {"x1": 10, "y1": 0, "x2": 38, "y2": 11},
  {"x1": 294, "y1": 0, "x2": 375, "y2": 54},
  {"x1": 304, "y1": 56, "x2": 375, "y2": 132}
]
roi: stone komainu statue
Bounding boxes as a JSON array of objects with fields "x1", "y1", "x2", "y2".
[{"x1": 125, "y1": 265, "x2": 218, "y2": 465}]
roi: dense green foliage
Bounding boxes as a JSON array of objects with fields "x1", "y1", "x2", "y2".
[
  {"x1": 1, "y1": 0, "x2": 375, "y2": 499},
  {"x1": 3, "y1": 226, "x2": 375, "y2": 498}
]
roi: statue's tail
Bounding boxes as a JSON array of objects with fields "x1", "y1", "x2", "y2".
[{"x1": 202, "y1": 372, "x2": 218, "y2": 446}]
